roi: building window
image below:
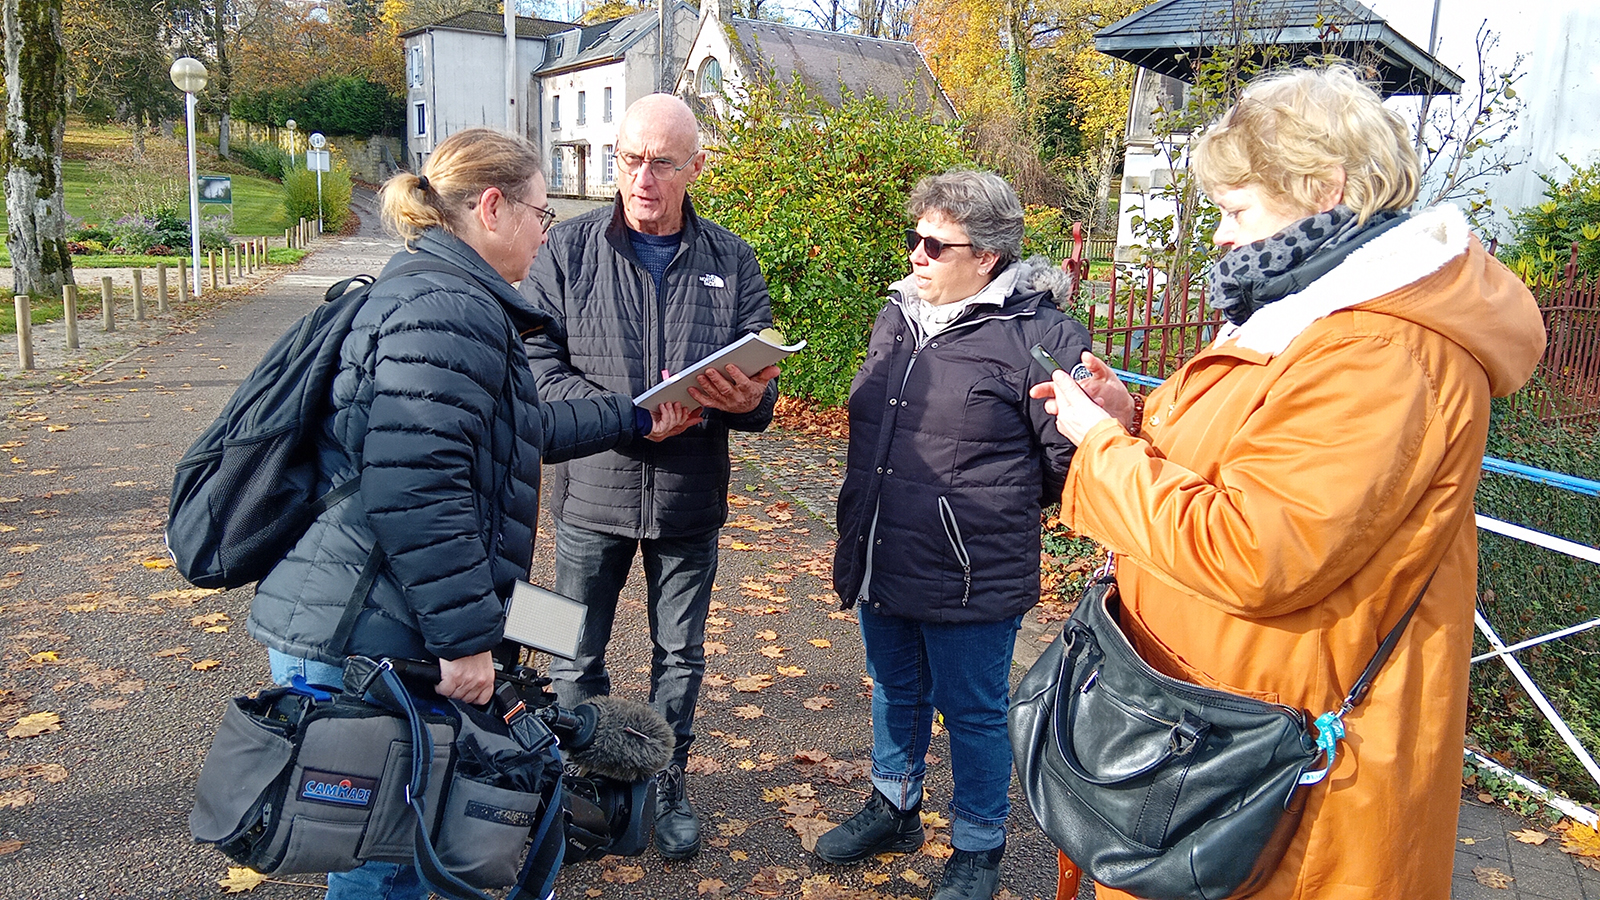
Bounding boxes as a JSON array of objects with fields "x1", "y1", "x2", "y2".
[
  {"x1": 577, "y1": 91, "x2": 586, "y2": 125},
  {"x1": 409, "y1": 46, "x2": 423, "y2": 86},
  {"x1": 414, "y1": 102, "x2": 426, "y2": 136},
  {"x1": 551, "y1": 153, "x2": 563, "y2": 190},
  {"x1": 551, "y1": 95, "x2": 560, "y2": 129},
  {"x1": 604, "y1": 87, "x2": 613, "y2": 122},
  {"x1": 697, "y1": 58, "x2": 722, "y2": 95},
  {"x1": 603, "y1": 144, "x2": 614, "y2": 183}
]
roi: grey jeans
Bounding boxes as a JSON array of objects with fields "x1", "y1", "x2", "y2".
[{"x1": 546, "y1": 518, "x2": 719, "y2": 768}]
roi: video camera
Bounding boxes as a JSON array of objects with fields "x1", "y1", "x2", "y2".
[{"x1": 392, "y1": 582, "x2": 674, "y2": 864}]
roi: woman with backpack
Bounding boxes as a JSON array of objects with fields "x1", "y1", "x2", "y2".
[{"x1": 244, "y1": 127, "x2": 691, "y2": 899}]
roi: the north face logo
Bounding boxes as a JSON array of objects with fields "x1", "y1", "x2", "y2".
[{"x1": 700, "y1": 273, "x2": 726, "y2": 288}]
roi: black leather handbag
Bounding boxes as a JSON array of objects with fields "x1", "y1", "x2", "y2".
[{"x1": 1009, "y1": 572, "x2": 1428, "y2": 900}]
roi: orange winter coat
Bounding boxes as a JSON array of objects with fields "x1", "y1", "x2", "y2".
[{"x1": 1060, "y1": 206, "x2": 1545, "y2": 900}]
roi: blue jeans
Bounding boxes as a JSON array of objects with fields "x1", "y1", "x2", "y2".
[
  {"x1": 857, "y1": 606, "x2": 1021, "y2": 853},
  {"x1": 546, "y1": 519, "x2": 719, "y2": 768},
  {"x1": 267, "y1": 651, "x2": 431, "y2": 900}
]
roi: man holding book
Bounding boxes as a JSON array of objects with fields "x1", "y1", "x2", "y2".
[{"x1": 519, "y1": 93, "x2": 779, "y2": 860}]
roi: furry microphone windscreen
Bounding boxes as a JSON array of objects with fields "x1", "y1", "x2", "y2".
[{"x1": 565, "y1": 695, "x2": 675, "y2": 782}]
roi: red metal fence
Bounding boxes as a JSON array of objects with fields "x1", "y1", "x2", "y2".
[
  {"x1": 1064, "y1": 227, "x2": 1599, "y2": 421},
  {"x1": 1525, "y1": 243, "x2": 1600, "y2": 424},
  {"x1": 1062, "y1": 223, "x2": 1223, "y2": 384}
]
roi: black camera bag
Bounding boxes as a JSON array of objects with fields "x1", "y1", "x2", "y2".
[{"x1": 190, "y1": 657, "x2": 565, "y2": 900}]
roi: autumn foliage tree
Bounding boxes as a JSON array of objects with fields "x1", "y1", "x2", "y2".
[
  {"x1": 695, "y1": 82, "x2": 969, "y2": 405},
  {"x1": 912, "y1": 0, "x2": 1141, "y2": 222}
]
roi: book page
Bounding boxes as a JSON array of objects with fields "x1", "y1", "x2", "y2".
[{"x1": 634, "y1": 330, "x2": 806, "y2": 410}]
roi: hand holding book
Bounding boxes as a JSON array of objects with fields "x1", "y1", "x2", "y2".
[{"x1": 635, "y1": 328, "x2": 806, "y2": 412}]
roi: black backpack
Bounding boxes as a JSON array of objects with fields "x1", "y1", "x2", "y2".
[{"x1": 166, "y1": 258, "x2": 474, "y2": 589}]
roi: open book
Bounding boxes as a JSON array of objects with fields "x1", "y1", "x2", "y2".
[{"x1": 634, "y1": 328, "x2": 806, "y2": 410}]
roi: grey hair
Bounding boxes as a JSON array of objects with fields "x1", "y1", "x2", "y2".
[{"x1": 907, "y1": 169, "x2": 1025, "y2": 271}]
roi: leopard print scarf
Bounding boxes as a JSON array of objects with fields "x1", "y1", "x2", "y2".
[{"x1": 1208, "y1": 206, "x2": 1410, "y2": 326}]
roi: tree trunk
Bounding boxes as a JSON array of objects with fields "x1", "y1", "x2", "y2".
[
  {"x1": 130, "y1": 110, "x2": 146, "y2": 159},
  {"x1": 212, "y1": 0, "x2": 231, "y2": 158},
  {"x1": 2, "y1": 0, "x2": 72, "y2": 298}
]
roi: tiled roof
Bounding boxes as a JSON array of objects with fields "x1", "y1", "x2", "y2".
[
  {"x1": 400, "y1": 11, "x2": 573, "y2": 39},
  {"x1": 728, "y1": 19, "x2": 955, "y2": 118}
]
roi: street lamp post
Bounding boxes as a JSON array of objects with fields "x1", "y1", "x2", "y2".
[
  {"x1": 286, "y1": 119, "x2": 297, "y2": 169},
  {"x1": 170, "y1": 57, "x2": 208, "y2": 299}
]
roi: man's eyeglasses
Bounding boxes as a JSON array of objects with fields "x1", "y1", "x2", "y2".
[
  {"x1": 905, "y1": 229, "x2": 973, "y2": 260},
  {"x1": 512, "y1": 197, "x2": 558, "y2": 233},
  {"x1": 616, "y1": 150, "x2": 698, "y2": 179}
]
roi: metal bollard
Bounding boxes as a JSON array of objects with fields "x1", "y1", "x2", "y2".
[
  {"x1": 178, "y1": 259, "x2": 189, "y2": 303},
  {"x1": 63, "y1": 284, "x2": 78, "y2": 350},
  {"x1": 14, "y1": 296, "x2": 32, "y2": 369},
  {"x1": 156, "y1": 263, "x2": 169, "y2": 313},
  {"x1": 101, "y1": 276, "x2": 115, "y2": 332},
  {"x1": 131, "y1": 269, "x2": 146, "y2": 322}
]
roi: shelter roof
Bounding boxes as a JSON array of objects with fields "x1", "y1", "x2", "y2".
[{"x1": 1095, "y1": 0, "x2": 1462, "y2": 96}]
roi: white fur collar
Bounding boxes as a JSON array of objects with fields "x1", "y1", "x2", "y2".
[{"x1": 1215, "y1": 204, "x2": 1470, "y2": 356}]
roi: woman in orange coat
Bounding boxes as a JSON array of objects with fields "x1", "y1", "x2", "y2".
[{"x1": 1032, "y1": 66, "x2": 1545, "y2": 898}]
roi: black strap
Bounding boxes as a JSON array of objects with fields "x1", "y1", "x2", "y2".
[
  {"x1": 1342, "y1": 568, "x2": 1438, "y2": 711},
  {"x1": 331, "y1": 544, "x2": 385, "y2": 656},
  {"x1": 309, "y1": 476, "x2": 362, "y2": 517}
]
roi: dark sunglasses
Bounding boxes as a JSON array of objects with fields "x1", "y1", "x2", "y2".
[{"x1": 905, "y1": 228, "x2": 972, "y2": 260}]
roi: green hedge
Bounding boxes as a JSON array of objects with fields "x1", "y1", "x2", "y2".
[
  {"x1": 695, "y1": 83, "x2": 971, "y2": 406},
  {"x1": 232, "y1": 76, "x2": 403, "y2": 137},
  {"x1": 284, "y1": 166, "x2": 354, "y2": 234},
  {"x1": 1469, "y1": 395, "x2": 1600, "y2": 804}
]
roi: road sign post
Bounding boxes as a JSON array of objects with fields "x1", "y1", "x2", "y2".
[{"x1": 309, "y1": 133, "x2": 329, "y2": 231}]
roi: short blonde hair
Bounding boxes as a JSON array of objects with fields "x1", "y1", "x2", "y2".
[
  {"x1": 379, "y1": 128, "x2": 543, "y2": 246},
  {"x1": 1191, "y1": 65, "x2": 1419, "y2": 223}
]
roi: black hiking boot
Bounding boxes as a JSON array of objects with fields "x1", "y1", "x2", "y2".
[
  {"x1": 652, "y1": 763, "x2": 701, "y2": 859},
  {"x1": 812, "y1": 788, "x2": 924, "y2": 864},
  {"x1": 932, "y1": 840, "x2": 1005, "y2": 900}
]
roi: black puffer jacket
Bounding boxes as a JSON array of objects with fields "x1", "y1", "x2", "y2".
[
  {"x1": 520, "y1": 196, "x2": 777, "y2": 539},
  {"x1": 248, "y1": 229, "x2": 639, "y2": 665},
  {"x1": 833, "y1": 260, "x2": 1091, "y2": 624}
]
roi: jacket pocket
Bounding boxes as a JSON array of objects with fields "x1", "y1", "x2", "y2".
[{"x1": 937, "y1": 496, "x2": 973, "y2": 606}]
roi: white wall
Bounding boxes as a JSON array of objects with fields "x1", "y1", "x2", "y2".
[
  {"x1": 1364, "y1": 0, "x2": 1600, "y2": 233},
  {"x1": 407, "y1": 30, "x2": 550, "y2": 170},
  {"x1": 543, "y1": 61, "x2": 628, "y2": 197}
]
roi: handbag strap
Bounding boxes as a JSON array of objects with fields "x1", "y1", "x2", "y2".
[{"x1": 1298, "y1": 566, "x2": 1439, "y2": 786}]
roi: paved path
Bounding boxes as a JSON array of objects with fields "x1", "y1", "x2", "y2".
[{"x1": 0, "y1": 228, "x2": 1594, "y2": 899}]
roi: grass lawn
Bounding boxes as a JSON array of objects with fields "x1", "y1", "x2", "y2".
[{"x1": 2, "y1": 119, "x2": 294, "y2": 265}]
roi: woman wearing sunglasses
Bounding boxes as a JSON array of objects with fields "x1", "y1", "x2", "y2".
[{"x1": 818, "y1": 169, "x2": 1091, "y2": 900}]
